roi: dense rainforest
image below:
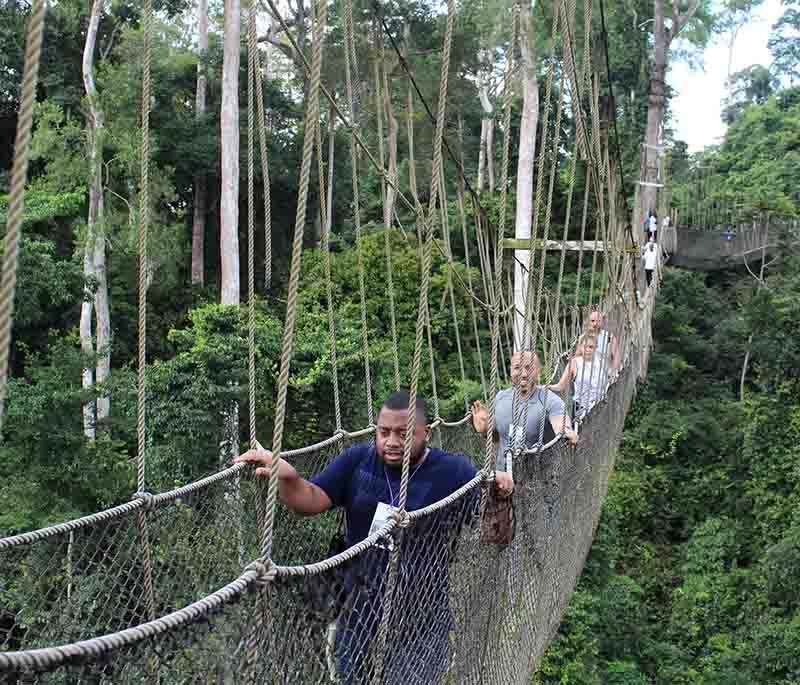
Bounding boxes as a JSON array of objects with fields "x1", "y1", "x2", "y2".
[{"x1": 1, "y1": 0, "x2": 799, "y2": 680}]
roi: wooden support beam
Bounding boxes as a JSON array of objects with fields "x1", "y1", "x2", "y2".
[{"x1": 500, "y1": 238, "x2": 640, "y2": 253}]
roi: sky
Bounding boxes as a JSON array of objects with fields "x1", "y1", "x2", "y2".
[{"x1": 669, "y1": 0, "x2": 784, "y2": 152}]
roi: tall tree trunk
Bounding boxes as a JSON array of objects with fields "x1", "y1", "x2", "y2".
[
  {"x1": 82, "y1": 0, "x2": 110, "y2": 437},
  {"x1": 220, "y1": 0, "x2": 240, "y2": 465},
  {"x1": 220, "y1": 0, "x2": 241, "y2": 307},
  {"x1": 478, "y1": 84, "x2": 494, "y2": 193},
  {"x1": 513, "y1": 5, "x2": 538, "y2": 351},
  {"x1": 93, "y1": 190, "x2": 110, "y2": 423},
  {"x1": 79, "y1": 250, "x2": 95, "y2": 441},
  {"x1": 192, "y1": 0, "x2": 209, "y2": 285},
  {"x1": 638, "y1": 0, "x2": 700, "y2": 230}
]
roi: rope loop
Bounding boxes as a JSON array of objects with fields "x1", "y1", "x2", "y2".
[
  {"x1": 244, "y1": 559, "x2": 274, "y2": 586},
  {"x1": 133, "y1": 491, "x2": 155, "y2": 510},
  {"x1": 392, "y1": 509, "x2": 411, "y2": 529}
]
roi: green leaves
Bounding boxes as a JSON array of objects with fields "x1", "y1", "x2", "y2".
[{"x1": 539, "y1": 260, "x2": 800, "y2": 682}]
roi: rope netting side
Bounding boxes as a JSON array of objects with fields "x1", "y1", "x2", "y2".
[
  {"x1": 0, "y1": 331, "x2": 658, "y2": 680},
  {"x1": 0, "y1": 0, "x2": 665, "y2": 679}
]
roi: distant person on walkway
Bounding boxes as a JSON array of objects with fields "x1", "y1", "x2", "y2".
[
  {"x1": 648, "y1": 212, "x2": 658, "y2": 242},
  {"x1": 586, "y1": 308, "x2": 621, "y2": 372},
  {"x1": 549, "y1": 333, "x2": 610, "y2": 420},
  {"x1": 236, "y1": 390, "x2": 508, "y2": 684},
  {"x1": 642, "y1": 239, "x2": 659, "y2": 286},
  {"x1": 472, "y1": 350, "x2": 578, "y2": 476},
  {"x1": 662, "y1": 214, "x2": 670, "y2": 232}
]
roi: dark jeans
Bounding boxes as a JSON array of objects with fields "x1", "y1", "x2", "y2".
[{"x1": 645, "y1": 269, "x2": 654, "y2": 286}]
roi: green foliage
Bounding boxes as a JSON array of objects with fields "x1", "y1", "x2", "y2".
[
  {"x1": 672, "y1": 87, "x2": 800, "y2": 221},
  {"x1": 538, "y1": 252, "x2": 800, "y2": 683},
  {"x1": 1, "y1": 337, "x2": 134, "y2": 532},
  {"x1": 0, "y1": 187, "x2": 86, "y2": 230},
  {"x1": 769, "y1": 0, "x2": 800, "y2": 84},
  {"x1": 721, "y1": 64, "x2": 778, "y2": 124}
]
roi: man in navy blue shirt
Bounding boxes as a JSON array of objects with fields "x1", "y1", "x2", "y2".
[{"x1": 236, "y1": 391, "x2": 512, "y2": 684}]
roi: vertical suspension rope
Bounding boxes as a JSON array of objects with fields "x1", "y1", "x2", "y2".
[
  {"x1": 0, "y1": 0, "x2": 46, "y2": 433},
  {"x1": 457, "y1": 118, "x2": 488, "y2": 401},
  {"x1": 253, "y1": 35, "x2": 272, "y2": 290},
  {"x1": 135, "y1": 2, "x2": 158, "y2": 681},
  {"x1": 483, "y1": 5, "x2": 518, "y2": 477},
  {"x1": 261, "y1": 0, "x2": 327, "y2": 561},
  {"x1": 343, "y1": 0, "x2": 375, "y2": 425},
  {"x1": 376, "y1": 29, "x2": 402, "y2": 391},
  {"x1": 372, "y1": 2, "x2": 457, "y2": 680},
  {"x1": 316, "y1": 110, "x2": 344, "y2": 432},
  {"x1": 137, "y1": 0, "x2": 152, "y2": 497},
  {"x1": 552, "y1": 0, "x2": 581, "y2": 325},
  {"x1": 243, "y1": 11, "x2": 269, "y2": 680},
  {"x1": 247, "y1": 3, "x2": 257, "y2": 450},
  {"x1": 439, "y1": 163, "x2": 469, "y2": 413}
]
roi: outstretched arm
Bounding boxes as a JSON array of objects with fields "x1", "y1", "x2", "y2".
[
  {"x1": 549, "y1": 412, "x2": 578, "y2": 447},
  {"x1": 235, "y1": 448, "x2": 332, "y2": 515},
  {"x1": 549, "y1": 360, "x2": 574, "y2": 394}
]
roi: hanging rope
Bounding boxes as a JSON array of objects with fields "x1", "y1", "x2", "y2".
[
  {"x1": 261, "y1": 0, "x2": 327, "y2": 561},
  {"x1": 247, "y1": 4, "x2": 257, "y2": 451},
  {"x1": 134, "y1": 2, "x2": 158, "y2": 682},
  {"x1": 0, "y1": 0, "x2": 46, "y2": 434},
  {"x1": 343, "y1": 0, "x2": 375, "y2": 425},
  {"x1": 372, "y1": 0, "x2": 457, "y2": 679},
  {"x1": 316, "y1": 108, "x2": 344, "y2": 432},
  {"x1": 376, "y1": 28, "x2": 402, "y2": 390},
  {"x1": 483, "y1": 4, "x2": 519, "y2": 477},
  {"x1": 253, "y1": 34, "x2": 272, "y2": 291}
]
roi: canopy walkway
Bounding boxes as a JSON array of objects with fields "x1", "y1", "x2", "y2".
[
  {"x1": 0, "y1": 0, "x2": 665, "y2": 681},
  {"x1": 664, "y1": 224, "x2": 774, "y2": 271}
]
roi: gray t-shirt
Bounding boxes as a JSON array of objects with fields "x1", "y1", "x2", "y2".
[{"x1": 494, "y1": 387, "x2": 565, "y2": 471}]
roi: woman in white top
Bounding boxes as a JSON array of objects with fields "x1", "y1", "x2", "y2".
[{"x1": 549, "y1": 334, "x2": 609, "y2": 419}]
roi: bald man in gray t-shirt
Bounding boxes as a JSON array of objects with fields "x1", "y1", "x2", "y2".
[
  {"x1": 473, "y1": 351, "x2": 578, "y2": 475},
  {"x1": 492, "y1": 386, "x2": 566, "y2": 469}
]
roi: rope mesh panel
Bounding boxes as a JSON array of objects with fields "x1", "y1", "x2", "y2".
[
  {"x1": 0, "y1": 0, "x2": 670, "y2": 678},
  {"x1": 668, "y1": 225, "x2": 772, "y2": 270},
  {"x1": 0, "y1": 322, "x2": 653, "y2": 679}
]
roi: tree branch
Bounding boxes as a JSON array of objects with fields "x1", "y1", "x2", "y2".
[
  {"x1": 672, "y1": 0, "x2": 701, "y2": 41},
  {"x1": 257, "y1": 2, "x2": 309, "y2": 38}
]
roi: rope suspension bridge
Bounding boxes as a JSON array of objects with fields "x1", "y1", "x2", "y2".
[{"x1": 1, "y1": 0, "x2": 686, "y2": 682}]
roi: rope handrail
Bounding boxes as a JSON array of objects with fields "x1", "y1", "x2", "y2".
[
  {"x1": 0, "y1": 568, "x2": 261, "y2": 673},
  {"x1": 0, "y1": 336, "x2": 652, "y2": 672},
  {"x1": 0, "y1": 416, "x2": 483, "y2": 550},
  {"x1": 0, "y1": 0, "x2": 669, "y2": 676},
  {"x1": 0, "y1": 499, "x2": 145, "y2": 549}
]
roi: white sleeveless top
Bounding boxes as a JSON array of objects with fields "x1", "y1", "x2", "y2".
[
  {"x1": 573, "y1": 357, "x2": 608, "y2": 411},
  {"x1": 595, "y1": 329, "x2": 612, "y2": 360}
]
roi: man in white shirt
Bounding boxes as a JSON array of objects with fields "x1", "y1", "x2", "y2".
[{"x1": 642, "y1": 239, "x2": 660, "y2": 286}]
